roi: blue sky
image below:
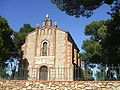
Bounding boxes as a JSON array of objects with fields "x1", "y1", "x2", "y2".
[{"x1": 0, "y1": 0, "x2": 111, "y2": 52}]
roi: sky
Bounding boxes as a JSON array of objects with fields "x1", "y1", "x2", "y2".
[{"x1": 0, "y1": 0, "x2": 111, "y2": 52}]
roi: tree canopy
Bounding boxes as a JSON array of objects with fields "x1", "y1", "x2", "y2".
[
  {"x1": 51, "y1": 0, "x2": 120, "y2": 65},
  {"x1": 0, "y1": 16, "x2": 34, "y2": 64},
  {"x1": 14, "y1": 24, "x2": 34, "y2": 50},
  {"x1": 85, "y1": 20, "x2": 107, "y2": 41},
  {"x1": 51, "y1": 0, "x2": 117, "y2": 18},
  {"x1": 101, "y1": 2, "x2": 120, "y2": 65},
  {"x1": 81, "y1": 1, "x2": 120, "y2": 65},
  {"x1": 81, "y1": 20, "x2": 107, "y2": 63},
  {"x1": 0, "y1": 16, "x2": 15, "y2": 63}
]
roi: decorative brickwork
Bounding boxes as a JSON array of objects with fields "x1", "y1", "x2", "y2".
[{"x1": 0, "y1": 80, "x2": 120, "y2": 90}]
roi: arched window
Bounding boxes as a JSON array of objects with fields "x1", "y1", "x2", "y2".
[
  {"x1": 45, "y1": 20, "x2": 48, "y2": 26},
  {"x1": 42, "y1": 42, "x2": 47, "y2": 56}
]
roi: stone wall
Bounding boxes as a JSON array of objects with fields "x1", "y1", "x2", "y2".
[{"x1": 0, "y1": 80, "x2": 120, "y2": 90}]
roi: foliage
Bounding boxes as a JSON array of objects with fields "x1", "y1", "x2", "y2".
[
  {"x1": 52, "y1": 0, "x2": 120, "y2": 66},
  {"x1": 14, "y1": 24, "x2": 34, "y2": 50},
  {"x1": 85, "y1": 21, "x2": 107, "y2": 41},
  {"x1": 0, "y1": 16, "x2": 15, "y2": 63},
  {"x1": 51, "y1": 0, "x2": 117, "y2": 18},
  {"x1": 81, "y1": 0, "x2": 120, "y2": 65},
  {"x1": 81, "y1": 20, "x2": 107, "y2": 63},
  {"x1": 101, "y1": 1, "x2": 120, "y2": 65},
  {"x1": 81, "y1": 40, "x2": 100, "y2": 63},
  {"x1": 0, "y1": 17, "x2": 34, "y2": 79},
  {"x1": 83, "y1": 67, "x2": 93, "y2": 80},
  {"x1": 0, "y1": 67, "x2": 6, "y2": 79},
  {"x1": 96, "y1": 70, "x2": 106, "y2": 80}
]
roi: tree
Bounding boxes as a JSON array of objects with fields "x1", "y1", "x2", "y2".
[
  {"x1": 52, "y1": 0, "x2": 120, "y2": 65},
  {"x1": 85, "y1": 20, "x2": 107, "y2": 41},
  {"x1": 0, "y1": 16, "x2": 15, "y2": 64},
  {"x1": 81, "y1": 20, "x2": 107, "y2": 63},
  {"x1": 101, "y1": 1, "x2": 120, "y2": 65},
  {"x1": 81, "y1": 1, "x2": 120, "y2": 65},
  {"x1": 81, "y1": 40, "x2": 100, "y2": 63},
  {"x1": 51, "y1": 0, "x2": 117, "y2": 18},
  {"x1": 14, "y1": 24, "x2": 34, "y2": 50}
]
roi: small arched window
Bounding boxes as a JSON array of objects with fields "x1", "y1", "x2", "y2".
[
  {"x1": 45, "y1": 20, "x2": 48, "y2": 26},
  {"x1": 42, "y1": 42, "x2": 47, "y2": 56}
]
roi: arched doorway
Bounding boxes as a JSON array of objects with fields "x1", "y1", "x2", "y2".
[{"x1": 39, "y1": 66, "x2": 48, "y2": 80}]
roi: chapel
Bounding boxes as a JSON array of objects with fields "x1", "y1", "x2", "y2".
[{"x1": 21, "y1": 15, "x2": 80, "y2": 80}]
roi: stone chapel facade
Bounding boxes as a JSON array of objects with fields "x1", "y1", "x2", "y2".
[{"x1": 21, "y1": 15, "x2": 80, "y2": 81}]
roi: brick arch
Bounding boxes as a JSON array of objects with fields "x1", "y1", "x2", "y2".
[{"x1": 41, "y1": 39, "x2": 50, "y2": 47}]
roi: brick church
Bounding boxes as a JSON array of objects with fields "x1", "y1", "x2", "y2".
[{"x1": 21, "y1": 15, "x2": 80, "y2": 81}]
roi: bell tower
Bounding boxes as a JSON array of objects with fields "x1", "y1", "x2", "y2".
[{"x1": 42, "y1": 14, "x2": 52, "y2": 27}]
